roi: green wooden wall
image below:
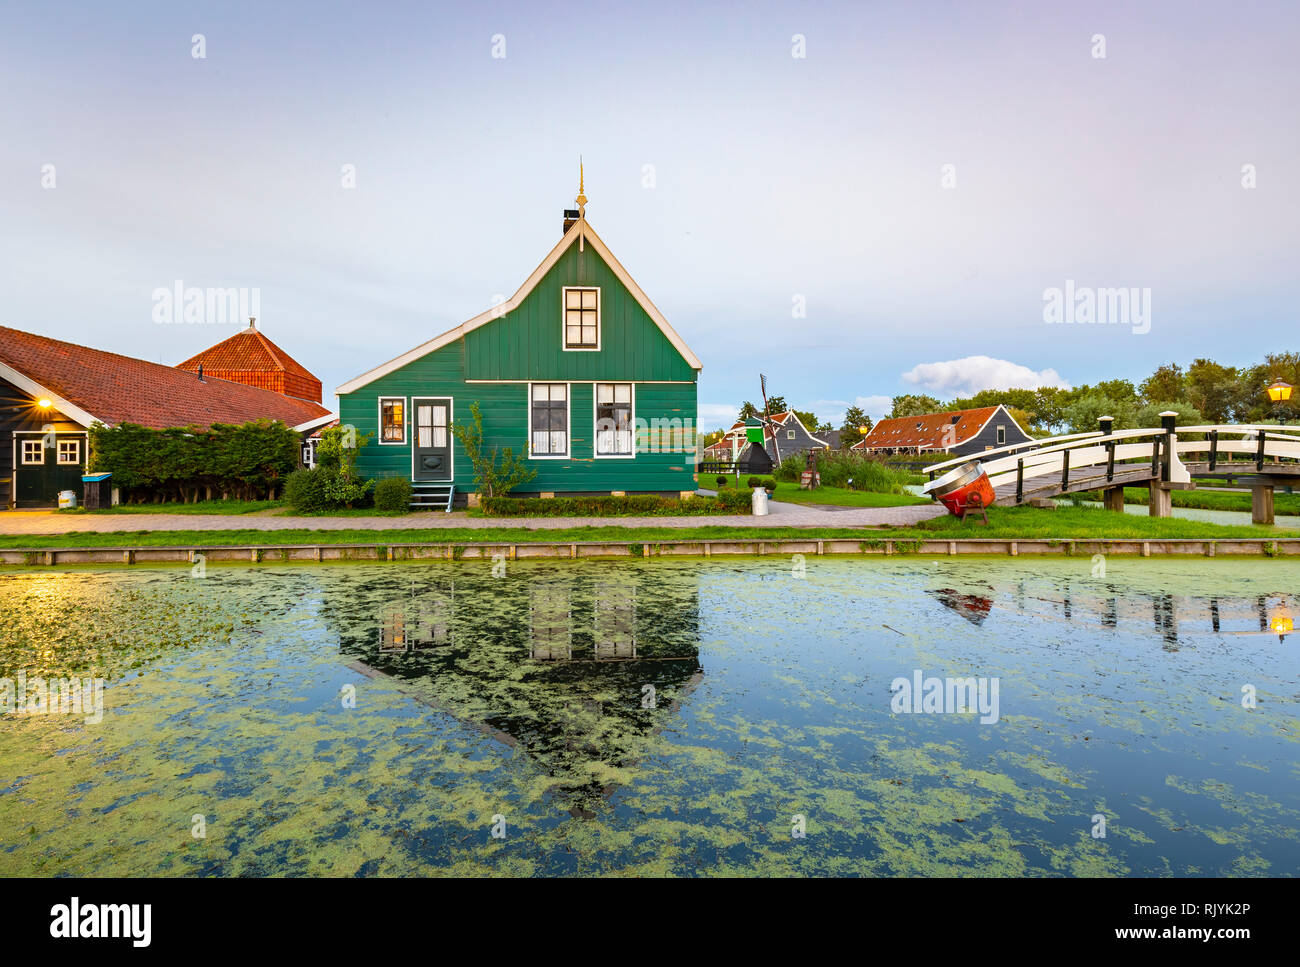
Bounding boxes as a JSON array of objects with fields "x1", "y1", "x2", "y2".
[{"x1": 338, "y1": 233, "x2": 699, "y2": 495}]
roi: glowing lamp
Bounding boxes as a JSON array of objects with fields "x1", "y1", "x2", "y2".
[
  {"x1": 37, "y1": 398, "x2": 52, "y2": 408},
  {"x1": 1267, "y1": 379, "x2": 1293, "y2": 404}
]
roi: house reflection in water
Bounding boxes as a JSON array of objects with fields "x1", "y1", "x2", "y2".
[
  {"x1": 335, "y1": 566, "x2": 702, "y2": 816},
  {"x1": 930, "y1": 578, "x2": 1295, "y2": 649}
]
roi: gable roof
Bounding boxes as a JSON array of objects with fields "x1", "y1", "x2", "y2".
[
  {"x1": 853, "y1": 405, "x2": 1009, "y2": 450},
  {"x1": 0, "y1": 326, "x2": 332, "y2": 431},
  {"x1": 178, "y1": 324, "x2": 321, "y2": 379},
  {"x1": 336, "y1": 214, "x2": 702, "y2": 395}
]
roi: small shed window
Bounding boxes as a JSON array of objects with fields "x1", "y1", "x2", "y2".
[
  {"x1": 996, "y1": 425, "x2": 1006, "y2": 445},
  {"x1": 21, "y1": 439, "x2": 44, "y2": 464},
  {"x1": 531, "y1": 383, "x2": 569, "y2": 456},
  {"x1": 563, "y1": 287, "x2": 599, "y2": 349},
  {"x1": 787, "y1": 429, "x2": 796, "y2": 440},
  {"x1": 57, "y1": 440, "x2": 81, "y2": 465},
  {"x1": 379, "y1": 398, "x2": 406, "y2": 444},
  {"x1": 595, "y1": 383, "x2": 633, "y2": 456}
]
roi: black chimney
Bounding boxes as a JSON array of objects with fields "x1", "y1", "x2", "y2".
[
  {"x1": 563, "y1": 209, "x2": 580, "y2": 234},
  {"x1": 197, "y1": 363, "x2": 205, "y2": 382}
]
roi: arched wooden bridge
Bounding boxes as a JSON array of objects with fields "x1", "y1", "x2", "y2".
[{"x1": 925, "y1": 419, "x2": 1300, "y2": 524}]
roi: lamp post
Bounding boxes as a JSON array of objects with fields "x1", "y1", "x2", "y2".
[{"x1": 1267, "y1": 379, "x2": 1292, "y2": 426}]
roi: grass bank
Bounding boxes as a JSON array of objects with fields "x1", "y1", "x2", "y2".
[{"x1": 4, "y1": 506, "x2": 1298, "y2": 549}]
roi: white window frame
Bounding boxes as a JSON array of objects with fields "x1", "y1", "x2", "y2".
[
  {"x1": 378, "y1": 397, "x2": 408, "y2": 445},
  {"x1": 56, "y1": 439, "x2": 81, "y2": 465},
  {"x1": 561, "y1": 286, "x2": 601, "y2": 352},
  {"x1": 528, "y1": 382, "x2": 571, "y2": 459},
  {"x1": 593, "y1": 383, "x2": 636, "y2": 459},
  {"x1": 996, "y1": 425, "x2": 1006, "y2": 445},
  {"x1": 21, "y1": 439, "x2": 44, "y2": 465},
  {"x1": 787, "y1": 429, "x2": 796, "y2": 440}
]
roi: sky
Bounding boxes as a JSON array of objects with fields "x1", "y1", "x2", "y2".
[{"x1": 2, "y1": 0, "x2": 1297, "y2": 431}]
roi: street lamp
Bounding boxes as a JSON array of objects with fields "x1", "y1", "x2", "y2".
[
  {"x1": 1267, "y1": 379, "x2": 1292, "y2": 426},
  {"x1": 37, "y1": 398, "x2": 52, "y2": 409}
]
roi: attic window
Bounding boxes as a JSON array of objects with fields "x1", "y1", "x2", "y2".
[
  {"x1": 563, "y1": 287, "x2": 600, "y2": 350},
  {"x1": 997, "y1": 425, "x2": 1006, "y2": 445}
]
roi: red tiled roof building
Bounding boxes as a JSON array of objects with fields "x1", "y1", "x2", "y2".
[{"x1": 177, "y1": 319, "x2": 323, "y2": 403}]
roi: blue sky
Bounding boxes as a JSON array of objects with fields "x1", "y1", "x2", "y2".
[{"x1": 2, "y1": 0, "x2": 1297, "y2": 430}]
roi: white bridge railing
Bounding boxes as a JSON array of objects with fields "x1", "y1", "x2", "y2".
[{"x1": 922, "y1": 425, "x2": 1300, "y2": 503}]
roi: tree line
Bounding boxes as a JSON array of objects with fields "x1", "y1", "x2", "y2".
[{"x1": 721, "y1": 353, "x2": 1299, "y2": 446}]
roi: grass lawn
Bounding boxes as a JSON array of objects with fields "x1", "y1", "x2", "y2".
[
  {"x1": 768, "y1": 482, "x2": 928, "y2": 508},
  {"x1": 58, "y1": 499, "x2": 284, "y2": 516},
  {"x1": 4, "y1": 506, "x2": 1299, "y2": 549},
  {"x1": 1072, "y1": 487, "x2": 1300, "y2": 515}
]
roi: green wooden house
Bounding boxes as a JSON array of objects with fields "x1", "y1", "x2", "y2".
[{"x1": 336, "y1": 185, "x2": 702, "y2": 507}]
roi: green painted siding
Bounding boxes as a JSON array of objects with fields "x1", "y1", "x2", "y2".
[
  {"x1": 338, "y1": 233, "x2": 699, "y2": 496},
  {"x1": 464, "y1": 239, "x2": 696, "y2": 383}
]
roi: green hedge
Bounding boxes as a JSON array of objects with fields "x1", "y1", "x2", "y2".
[
  {"x1": 482, "y1": 491, "x2": 751, "y2": 517},
  {"x1": 284, "y1": 467, "x2": 374, "y2": 513},
  {"x1": 88, "y1": 419, "x2": 299, "y2": 502},
  {"x1": 374, "y1": 477, "x2": 412, "y2": 513}
]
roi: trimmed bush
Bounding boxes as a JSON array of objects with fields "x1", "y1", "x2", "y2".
[
  {"x1": 374, "y1": 476, "x2": 412, "y2": 513},
  {"x1": 88, "y1": 419, "x2": 299, "y2": 503},
  {"x1": 284, "y1": 467, "x2": 374, "y2": 513},
  {"x1": 746, "y1": 476, "x2": 762, "y2": 488},
  {"x1": 481, "y1": 493, "x2": 750, "y2": 517}
]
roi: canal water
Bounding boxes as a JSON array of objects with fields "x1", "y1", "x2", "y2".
[{"x1": 0, "y1": 558, "x2": 1296, "y2": 876}]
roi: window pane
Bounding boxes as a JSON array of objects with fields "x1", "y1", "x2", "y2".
[
  {"x1": 597, "y1": 383, "x2": 613, "y2": 405},
  {"x1": 532, "y1": 385, "x2": 548, "y2": 403},
  {"x1": 533, "y1": 431, "x2": 548, "y2": 454},
  {"x1": 550, "y1": 383, "x2": 566, "y2": 401},
  {"x1": 418, "y1": 428, "x2": 431, "y2": 448},
  {"x1": 581, "y1": 289, "x2": 596, "y2": 308},
  {"x1": 617, "y1": 429, "x2": 632, "y2": 454},
  {"x1": 615, "y1": 384, "x2": 630, "y2": 403},
  {"x1": 550, "y1": 431, "x2": 566, "y2": 454},
  {"x1": 433, "y1": 406, "x2": 446, "y2": 426},
  {"x1": 432, "y1": 428, "x2": 446, "y2": 447},
  {"x1": 566, "y1": 290, "x2": 581, "y2": 309},
  {"x1": 418, "y1": 404, "x2": 432, "y2": 423},
  {"x1": 582, "y1": 325, "x2": 596, "y2": 345}
]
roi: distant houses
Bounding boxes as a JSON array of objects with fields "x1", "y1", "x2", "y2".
[
  {"x1": 713, "y1": 411, "x2": 829, "y2": 466},
  {"x1": 0, "y1": 323, "x2": 333, "y2": 507},
  {"x1": 852, "y1": 404, "x2": 1030, "y2": 456}
]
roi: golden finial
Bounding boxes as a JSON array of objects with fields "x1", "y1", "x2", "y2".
[{"x1": 576, "y1": 157, "x2": 587, "y2": 215}]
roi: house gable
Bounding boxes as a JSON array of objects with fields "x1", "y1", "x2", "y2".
[{"x1": 336, "y1": 217, "x2": 701, "y2": 395}]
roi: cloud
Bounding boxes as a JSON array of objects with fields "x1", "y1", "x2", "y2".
[
  {"x1": 854, "y1": 395, "x2": 893, "y2": 420},
  {"x1": 699, "y1": 402, "x2": 740, "y2": 428},
  {"x1": 901, "y1": 356, "x2": 1071, "y2": 398}
]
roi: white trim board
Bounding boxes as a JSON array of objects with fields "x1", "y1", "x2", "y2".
[{"x1": 335, "y1": 216, "x2": 704, "y2": 395}]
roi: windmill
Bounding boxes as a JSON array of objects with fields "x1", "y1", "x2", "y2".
[{"x1": 760, "y1": 373, "x2": 781, "y2": 464}]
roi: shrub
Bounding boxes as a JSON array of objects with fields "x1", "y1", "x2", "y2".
[
  {"x1": 284, "y1": 467, "x2": 374, "y2": 513},
  {"x1": 715, "y1": 475, "x2": 727, "y2": 489},
  {"x1": 87, "y1": 419, "x2": 299, "y2": 503},
  {"x1": 284, "y1": 467, "x2": 332, "y2": 514},
  {"x1": 760, "y1": 476, "x2": 776, "y2": 491},
  {"x1": 481, "y1": 493, "x2": 750, "y2": 517},
  {"x1": 373, "y1": 476, "x2": 412, "y2": 513},
  {"x1": 746, "y1": 476, "x2": 762, "y2": 488},
  {"x1": 451, "y1": 400, "x2": 535, "y2": 498}
]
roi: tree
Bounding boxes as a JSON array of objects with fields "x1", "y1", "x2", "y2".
[
  {"x1": 888, "y1": 394, "x2": 941, "y2": 419},
  {"x1": 1185, "y1": 359, "x2": 1239, "y2": 423},
  {"x1": 451, "y1": 400, "x2": 536, "y2": 498},
  {"x1": 1060, "y1": 392, "x2": 1139, "y2": 433},
  {"x1": 1139, "y1": 363, "x2": 1185, "y2": 405},
  {"x1": 838, "y1": 405, "x2": 871, "y2": 448}
]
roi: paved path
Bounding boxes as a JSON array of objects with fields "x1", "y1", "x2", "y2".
[{"x1": 0, "y1": 500, "x2": 945, "y2": 536}]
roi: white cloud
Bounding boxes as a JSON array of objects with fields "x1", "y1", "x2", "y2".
[
  {"x1": 901, "y1": 356, "x2": 1071, "y2": 398},
  {"x1": 699, "y1": 402, "x2": 740, "y2": 428}
]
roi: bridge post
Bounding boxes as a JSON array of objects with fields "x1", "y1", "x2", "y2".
[
  {"x1": 1160, "y1": 411, "x2": 1178, "y2": 482},
  {"x1": 1103, "y1": 486, "x2": 1126, "y2": 513},
  {"x1": 1148, "y1": 482, "x2": 1172, "y2": 517},
  {"x1": 1252, "y1": 485, "x2": 1275, "y2": 525}
]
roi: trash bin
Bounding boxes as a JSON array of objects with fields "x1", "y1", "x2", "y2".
[
  {"x1": 82, "y1": 472, "x2": 112, "y2": 510},
  {"x1": 58, "y1": 490, "x2": 77, "y2": 509},
  {"x1": 751, "y1": 486, "x2": 769, "y2": 516}
]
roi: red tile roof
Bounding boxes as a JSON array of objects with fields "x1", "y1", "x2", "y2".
[
  {"x1": 177, "y1": 323, "x2": 322, "y2": 403},
  {"x1": 0, "y1": 326, "x2": 331, "y2": 430},
  {"x1": 853, "y1": 406, "x2": 1001, "y2": 451}
]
